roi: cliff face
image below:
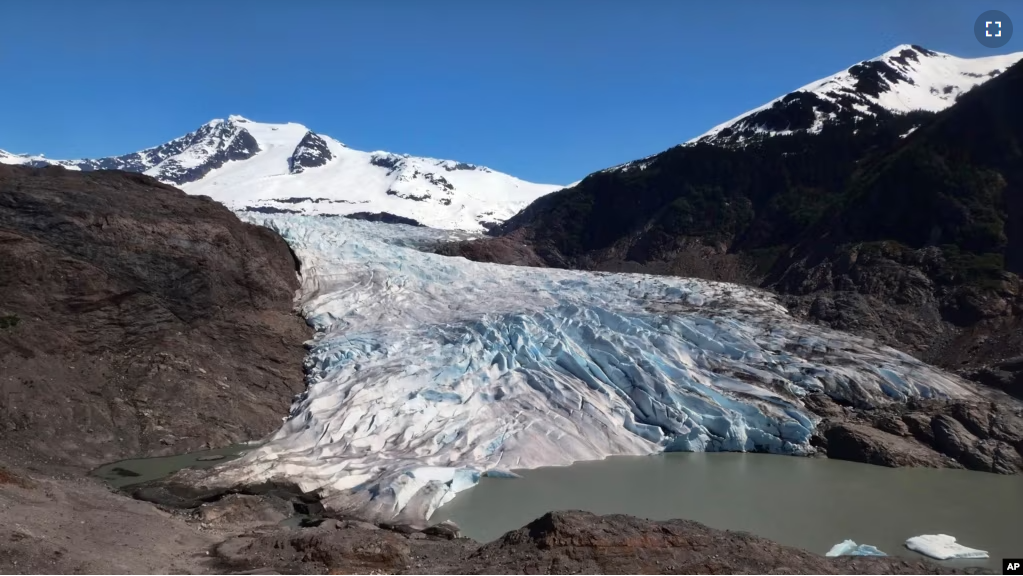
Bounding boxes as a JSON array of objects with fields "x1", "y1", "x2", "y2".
[{"x1": 0, "y1": 165, "x2": 310, "y2": 470}]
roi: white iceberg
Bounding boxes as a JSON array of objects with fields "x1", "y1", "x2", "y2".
[
  {"x1": 905, "y1": 534, "x2": 989, "y2": 560},
  {"x1": 826, "y1": 539, "x2": 887, "y2": 557}
]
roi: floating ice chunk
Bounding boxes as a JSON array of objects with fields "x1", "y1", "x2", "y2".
[
  {"x1": 826, "y1": 539, "x2": 887, "y2": 557},
  {"x1": 905, "y1": 534, "x2": 989, "y2": 560}
]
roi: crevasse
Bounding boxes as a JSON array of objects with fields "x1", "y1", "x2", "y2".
[{"x1": 205, "y1": 215, "x2": 975, "y2": 525}]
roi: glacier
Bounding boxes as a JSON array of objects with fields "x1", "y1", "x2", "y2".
[{"x1": 200, "y1": 215, "x2": 976, "y2": 525}]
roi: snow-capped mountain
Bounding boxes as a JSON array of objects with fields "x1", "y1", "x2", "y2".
[
  {"x1": 0, "y1": 118, "x2": 261, "y2": 181},
  {"x1": 0, "y1": 115, "x2": 563, "y2": 231},
  {"x1": 694, "y1": 44, "x2": 1023, "y2": 147}
]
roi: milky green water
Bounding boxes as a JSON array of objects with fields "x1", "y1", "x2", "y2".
[
  {"x1": 93, "y1": 446, "x2": 1022, "y2": 567},
  {"x1": 91, "y1": 443, "x2": 252, "y2": 488},
  {"x1": 433, "y1": 452, "x2": 1023, "y2": 568}
]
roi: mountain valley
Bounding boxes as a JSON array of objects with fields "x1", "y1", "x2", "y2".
[
  {"x1": 2, "y1": 41, "x2": 1023, "y2": 575},
  {"x1": 441, "y1": 46, "x2": 1023, "y2": 402}
]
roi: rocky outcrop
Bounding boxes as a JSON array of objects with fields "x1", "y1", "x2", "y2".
[
  {"x1": 810, "y1": 395, "x2": 1023, "y2": 474},
  {"x1": 969, "y1": 356, "x2": 1023, "y2": 399},
  {"x1": 0, "y1": 165, "x2": 309, "y2": 471},
  {"x1": 341, "y1": 211, "x2": 424, "y2": 227},
  {"x1": 435, "y1": 229, "x2": 549, "y2": 267},
  {"x1": 822, "y1": 424, "x2": 958, "y2": 469},
  {"x1": 773, "y1": 243, "x2": 1023, "y2": 378},
  {"x1": 288, "y1": 131, "x2": 333, "y2": 174},
  {"x1": 212, "y1": 510, "x2": 964, "y2": 575}
]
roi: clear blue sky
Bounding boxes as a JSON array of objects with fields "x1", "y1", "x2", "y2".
[{"x1": 1, "y1": 0, "x2": 1019, "y2": 184}]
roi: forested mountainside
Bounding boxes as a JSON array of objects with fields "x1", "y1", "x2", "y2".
[{"x1": 440, "y1": 58, "x2": 1023, "y2": 394}]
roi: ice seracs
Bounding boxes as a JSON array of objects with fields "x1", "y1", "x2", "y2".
[
  {"x1": 191, "y1": 215, "x2": 979, "y2": 526},
  {"x1": 0, "y1": 116, "x2": 564, "y2": 232}
]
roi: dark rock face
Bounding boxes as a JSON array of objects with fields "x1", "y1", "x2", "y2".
[
  {"x1": 847, "y1": 59, "x2": 913, "y2": 98},
  {"x1": 241, "y1": 205, "x2": 302, "y2": 214},
  {"x1": 154, "y1": 127, "x2": 260, "y2": 184},
  {"x1": 288, "y1": 131, "x2": 333, "y2": 174},
  {"x1": 698, "y1": 45, "x2": 944, "y2": 146},
  {"x1": 342, "y1": 212, "x2": 423, "y2": 227},
  {"x1": 386, "y1": 188, "x2": 431, "y2": 202},
  {"x1": 810, "y1": 394, "x2": 1023, "y2": 474},
  {"x1": 212, "y1": 510, "x2": 964, "y2": 575},
  {"x1": 422, "y1": 172, "x2": 454, "y2": 191},
  {"x1": 370, "y1": 153, "x2": 403, "y2": 173},
  {"x1": 823, "y1": 424, "x2": 957, "y2": 469},
  {"x1": 275, "y1": 196, "x2": 334, "y2": 204},
  {"x1": 70, "y1": 119, "x2": 261, "y2": 185},
  {"x1": 737, "y1": 91, "x2": 837, "y2": 133},
  {"x1": 968, "y1": 356, "x2": 1023, "y2": 399},
  {"x1": 435, "y1": 229, "x2": 549, "y2": 267},
  {"x1": 0, "y1": 165, "x2": 309, "y2": 470}
]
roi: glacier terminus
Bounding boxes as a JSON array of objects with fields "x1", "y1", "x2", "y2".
[{"x1": 191, "y1": 215, "x2": 978, "y2": 525}]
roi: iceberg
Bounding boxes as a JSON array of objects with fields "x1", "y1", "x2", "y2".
[
  {"x1": 826, "y1": 539, "x2": 887, "y2": 557},
  {"x1": 905, "y1": 534, "x2": 989, "y2": 560},
  {"x1": 198, "y1": 215, "x2": 979, "y2": 525}
]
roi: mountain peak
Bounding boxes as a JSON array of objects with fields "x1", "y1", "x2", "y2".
[
  {"x1": 880, "y1": 43, "x2": 934, "y2": 57},
  {"x1": 0, "y1": 115, "x2": 563, "y2": 231},
  {"x1": 687, "y1": 45, "x2": 1023, "y2": 147}
]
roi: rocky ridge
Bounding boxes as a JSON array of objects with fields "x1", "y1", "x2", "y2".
[{"x1": 0, "y1": 164, "x2": 310, "y2": 470}]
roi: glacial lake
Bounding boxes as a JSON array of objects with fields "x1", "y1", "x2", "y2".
[
  {"x1": 432, "y1": 452, "x2": 1023, "y2": 568},
  {"x1": 91, "y1": 443, "x2": 253, "y2": 488},
  {"x1": 94, "y1": 446, "x2": 1022, "y2": 568}
]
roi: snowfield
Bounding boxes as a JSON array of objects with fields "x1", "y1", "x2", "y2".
[
  {"x1": 183, "y1": 117, "x2": 564, "y2": 231},
  {"x1": 0, "y1": 116, "x2": 564, "y2": 232},
  {"x1": 200, "y1": 215, "x2": 976, "y2": 525},
  {"x1": 691, "y1": 45, "x2": 1023, "y2": 144},
  {"x1": 604, "y1": 44, "x2": 1023, "y2": 173}
]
